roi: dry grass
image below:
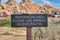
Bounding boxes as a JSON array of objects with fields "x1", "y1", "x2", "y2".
[
  {"x1": 0, "y1": 17, "x2": 60, "y2": 40},
  {"x1": 32, "y1": 17, "x2": 60, "y2": 40}
]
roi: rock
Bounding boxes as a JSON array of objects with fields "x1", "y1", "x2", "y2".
[
  {"x1": 3, "y1": 31, "x2": 13, "y2": 35},
  {"x1": 0, "y1": 0, "x2": 60, "y2": 14},
  {"x1": 6, "y1": 0, "x2": 16, "y2": 5}
]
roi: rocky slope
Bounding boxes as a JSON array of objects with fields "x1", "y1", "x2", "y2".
[
  {"x1": 0, "y1": 0, "x2": 60, "y2": 15},
  {"x1": 44, "y1": 5, "x2": 60, "y2": 14}
]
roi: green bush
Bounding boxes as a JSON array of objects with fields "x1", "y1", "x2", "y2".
[{"x1": 0, "y1": 19, "x2": 11, "y2": 27}]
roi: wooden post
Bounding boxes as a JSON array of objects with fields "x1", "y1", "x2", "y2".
[{"x1": 27, "y1": 27, "x2": 32, "y2": 40}]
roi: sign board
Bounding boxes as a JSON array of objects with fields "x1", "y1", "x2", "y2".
[{"x1": 11, "y1": 14, "x2": 48, "y2": 27}]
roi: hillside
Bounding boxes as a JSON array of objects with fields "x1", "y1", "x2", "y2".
[
  {"x1": 44, "y1": 5, "x2": 60, "y2": 14},
  {"x1": 0, "y1": 0, "x2": 52, "y2": 15}
]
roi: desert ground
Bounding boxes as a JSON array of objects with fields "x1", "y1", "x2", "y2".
[{"x1": 0, "y1": 17, "x2": 60, "y2": 40}]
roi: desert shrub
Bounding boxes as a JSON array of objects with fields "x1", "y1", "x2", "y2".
[
  {"x1": 0, "y1": 19, "x2": 11, "y2": 27},
  {"x1": 33, "y1": 18, "x2": 60, "y2": 40}
]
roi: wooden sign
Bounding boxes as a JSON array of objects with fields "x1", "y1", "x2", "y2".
[{"x1": 11, "y1": 14, "x2": 48, "y2": 27}]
